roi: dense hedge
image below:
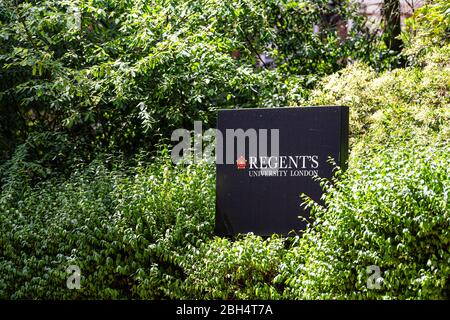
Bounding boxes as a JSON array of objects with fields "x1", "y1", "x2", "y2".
[
  {"x1": 284, "y1": 141, "x2": 450, "y2": 299},
  {"x1": 176, "y1": 141, "x2": 449, "y2": 300},
  {"x1": 0, "y1": 156, "x2": 215, "y2": 299},
  {"x1": 1, "y1": 139, "x2": 448, "y2": 299}
]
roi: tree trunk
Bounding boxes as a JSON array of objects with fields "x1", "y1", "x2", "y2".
[{"x1": 383, "y1": 0, "x2": 402, "y2": 53}]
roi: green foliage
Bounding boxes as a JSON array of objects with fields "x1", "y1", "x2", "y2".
[
  {"x1": 402, "y1": 0, "x2": 450, "y2": 65},
  {"x1": 305, "y1": 56, "x2": 449, "y2": 156},
  {"x1": 0, "y1": 155, "x2": 215, "y2": 299},
  {"x1": 114, "y1": 156, "x2": 215, "y2": 299},
  {"x1": 0, "y1": 132, "x2": 83, "y2": 195},
  {"x1": 178, "y1": 235, "x2": 286, "y2": 299},
  {"x1": 0, "y1": 160, "x2": 120, "y2": 298},
  {"x1": 0, "y1": 0, "x2": 449, "y2": 300},
  {"x1": 283, "y1": 141, "x2": 450, "y2": 299},
  {"x1": 279, "y1": 26, "x2": 449, "y2": 299},
  {"x1": 0, "y1": 0, "x2": 393, "y2": 162}
]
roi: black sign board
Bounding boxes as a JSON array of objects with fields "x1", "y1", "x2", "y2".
[{"x1": 215, "y1": 106, "x2": 349, "y2": 236}]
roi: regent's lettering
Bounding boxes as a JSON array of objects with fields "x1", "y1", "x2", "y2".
[
  {"x1": 248, "y1": 155, "x2": 319, "y2": 170},
  {"x1": 244, "y1": 155, "x2": 320, "y2": 178}
]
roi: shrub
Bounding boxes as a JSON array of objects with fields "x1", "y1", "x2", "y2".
[
  {"x1": 0, "y1": 155, "x2": 215, "y2": 299},
  {"x1": 0, "y1": 160, "x2": 120, "y2": 299},
  {"x1": 305, "y1": 55, "x2": 449, "y2": 156},
  {"x1": 178, "y1": 235, "x2": 286, "y2": 299},
  {"x1": 114, "y1": 157, "x2": 215, "y2": 299},
  {"x1": 402, "y1": 0, "x2": 450, "y2": 65},
  {"x1": 282, "y1": 141, "x2": 450, "y2": 299}
]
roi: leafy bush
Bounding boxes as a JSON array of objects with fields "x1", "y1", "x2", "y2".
[
  {"x1": 0, "y1": 132, "x2": 84, "y2": 195},
  {"x1": 114, "y1": 156, "x2": 215, "y2": 299},
  {"x1": 282, "y1": 141, "x2": 450, "y2": 299},
  {"x1": 0, "y1": 155, "x2": 214, "y2": 299},
  {"x1": 276, "y1": 19, "x2": 450, "y2": 298},
  {"x1": 178, "y1": 235, "x2": 286, "y2": 299},
  {"x1": 402, "y1": 0, "x2": 450, "y2": 65},
  {"x1": 0, "y1": 160, "x2": 120, "y2": 299},
  {"x1": 304, "y1": 55, "x2": 449, "y2": 156}
]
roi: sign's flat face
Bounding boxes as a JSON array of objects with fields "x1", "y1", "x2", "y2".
[{"x1": 215, "y1": 106, "x2": 349, "y2": 236}]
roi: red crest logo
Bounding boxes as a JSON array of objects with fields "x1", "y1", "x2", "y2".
[{"x1": 236, "y1": 155, "x2": 247, "y2": 169}]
